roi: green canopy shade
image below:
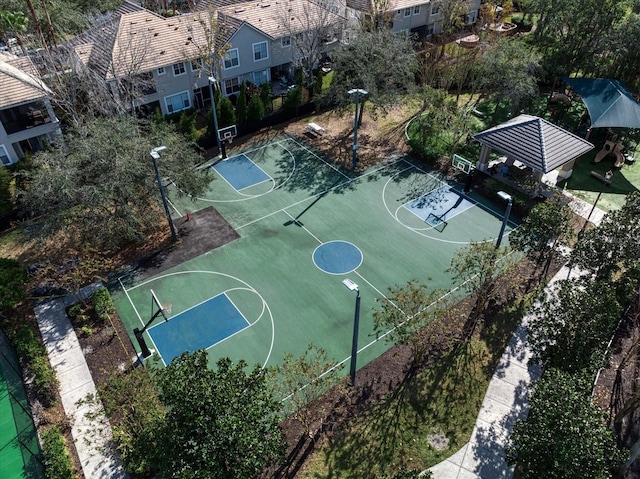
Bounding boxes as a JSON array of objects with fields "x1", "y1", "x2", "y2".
[{"x1": 563, "y1": 77, "x2": 640, "y2": 129}]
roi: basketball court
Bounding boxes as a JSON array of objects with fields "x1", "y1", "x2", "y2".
[{"x1": 113, "y1": 135, "x2": 516, "y2": 376}]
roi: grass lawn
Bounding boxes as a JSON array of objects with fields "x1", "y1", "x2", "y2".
[
  {"x1": 474, "y1": 94, "x2": 640, "y2": 212},
  {"x1": 298, "y1": 295, "x2": 534, "y2": 478}
]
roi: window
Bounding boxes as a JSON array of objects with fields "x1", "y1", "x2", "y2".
[
  {"x1": 281, "y1": 36, "x2": 291, "y2": 47},
  {"x1": 431, "y1": 2, "x2": 440, "y2": 14},
  {"x1": 224, "y1": 78, "x2": 240, "y2": 95},
  {"x1": 165, "y1": 91, "x2": 191, "y2": 113},
  {"x1": 0, "y1": 145, "x2": 10, "y2": 166},
  {"x1": 157, "y1": 66, "x2": 166, "y2": 75},
  {"x1": 172, "y1": 62, "x2": 186, "y2": 76},
  {"x1": 224, "y1": 49, "x2": 239, "y2": 69},
  {"x1": 253, "y1": 69, "x2": 268, "y2": 85},
  {"x1": 414, "y1": 5, "x2": 420, "y2": 14},
  {"x1": 427, "y1": 24, "x2": 434, "y2": 35},
  {"x1": 190, "y1": 58, "x2": 203, "y2": 71},
  {"x1": 404, "y1": 7, "x2": 411, "y2": 16},
  {"x1": 396, "y1": 9, "x2": 402, "y2": 15},
  {"x1": 253, "y1": 41, "x2": 268, "y2": 61}
]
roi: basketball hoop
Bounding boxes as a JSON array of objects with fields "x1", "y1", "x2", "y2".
[
  {"x1": 224, "y1": 132, "x2": 233, "y2": 144},
  {"x1": 162, "y1": 302, "x2": 172, "y2": 315}
]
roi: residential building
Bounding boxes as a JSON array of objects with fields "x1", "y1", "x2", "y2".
[
  {"x1": 0, "y1": 54, "x2": 62, "y2": 166},
  {"x1": 65, "y1": 0, "x2": 345, "y2": 117},
  {"x1": 345, "y1": 0, "x2": 481, "y2": 39}
]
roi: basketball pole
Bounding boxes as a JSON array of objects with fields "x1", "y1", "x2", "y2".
[{"x1": 134, "y1": 300, "x2": 169, "y2": 359}]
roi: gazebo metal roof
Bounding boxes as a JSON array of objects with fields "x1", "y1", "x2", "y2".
[{"x1": 472, "y1": 114, "x2": 594, "y2": 173}]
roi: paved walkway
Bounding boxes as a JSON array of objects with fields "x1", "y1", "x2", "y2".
[
  {"x1": 35, "y1": 283, "x2": 128, "y2": 479},
  {"x1": 428, "y1": 196, "x2": 606, "y2": 479}
]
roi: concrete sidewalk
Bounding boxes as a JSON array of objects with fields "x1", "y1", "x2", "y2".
[
  {"x1": 428, "y1": 196, "x2": 606, "y2": 478},
  {"x1": 35, "y1": 283, "x2": 128, "y2": 479}
]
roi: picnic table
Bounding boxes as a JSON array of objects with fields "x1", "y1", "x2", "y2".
[{"x1": 306, "y1": 122, "x2": 325, "y2": 137}]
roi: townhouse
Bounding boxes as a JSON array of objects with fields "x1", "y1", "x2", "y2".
[{"x1": 0, "y1": 54, "x2": 62, "y2": 166}]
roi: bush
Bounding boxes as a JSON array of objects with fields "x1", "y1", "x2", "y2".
[
  {"x1": 41, "y1": 425, "x2": 75, "y2": 479},
  {"x1": 91, "y1": 287, "x2": 114, "y2": 323},
  {"x1": 0, "y1": 257, "x2": 27, "y2": 310},
  {"x1": 12, "y1": 323, "x2": 58, "y2": 406},
  {"x1": 247, "y1": 94, "x2": 265, "y2": 122}
]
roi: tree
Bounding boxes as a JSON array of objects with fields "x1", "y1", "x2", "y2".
[
  {"x1": 476, "y1": 37, "x2": 542, "y2": 113},
  {"x1": 149, "y1": 351, "x2": 286, "y2": 479},
  {"x1": 447, "y1": 242, "x2": 517, "y2": 336},
  {"x1": 320, "y1": 27, "x2": 418, "y2": 116},
  {"x1": 0, "y1": 10, "x2": 29, "y2": 53},
  {"x1": 218, "y1": 96, "x2": 236, "y2": 127},
  {"x1": 17, "y1": 115, "x2": 211, "y2": 248},
  {"x1": 270, "y1": 343, "x2": 344, "y2": 438},
  {"x1": 527, "y1": 277, "x2": 622, "y2": 373},
  {"x1": 374, "y1": 281, "x2": 452, "y2": 369},
  {"x1": 509, "y1": 194, "x2": 574, "y2": 280},
  {"x1": 236, "y1": 80, "x2": 248, "y2": 124},
  {"x1": 282, "y1": 85, "x2": 303, "y2": 111},
  {"x1": 277, "y1": 0, "x2": 344, "y2": 86},
  {"x1": 0, "y1": 258, "x2": 27, "y2": 310},
  {"x1": 260, "y1": 82, "x2": 273, "y2": 114},
  {"x1": 506, "y1": 368, "x2": 624, "y2": 478},
  {"x1": 525, "y1": 0, "x2": 623, "y2": 78},
  {"x1": 247, "y1": 94, "x2": 265, "y2": 122},
  {"x1": 0, "y1": 165, "x2": 13, "y2": 216},
  {"x1": 570, "y1": 191, "x2": 640, "y2": 285}
]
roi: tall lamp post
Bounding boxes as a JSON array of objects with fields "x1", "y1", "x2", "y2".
[
  {"x1": 208, "y1": 76, "x2": 222, "y2": 156},
  {"x1": 348, "y1": 89, "x2": 368, "y2": 170},
  {"x1": 496, "y1": 191, "x2": 512, "y2": 248},
  {"x1": 342, "y1": 278, "x2": 361, "y2": 386},
  {"x1": 150, "y1": 146, "x2": 178, "y2": 242}
]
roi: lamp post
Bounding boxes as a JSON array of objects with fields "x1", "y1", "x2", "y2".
[
  {"x1": 496, "y1": 191, "x2": 512, "y2": 248},
  {"x1": 208, "y1": 76, "x2": 222, "y2": 156},
  {"x1": 342, "y1": 278, "x2": 361, "y2": 386},
  {"x1": 348, "y1": 89, "x2": 368, "y2": 170},
  {"x1": 150, "y1": 146, "x2": 178, "y2": 242}
]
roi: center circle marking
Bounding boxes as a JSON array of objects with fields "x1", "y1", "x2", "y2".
[{"x1": 312, "y1": 241, "x2": 363, "y2": 275}]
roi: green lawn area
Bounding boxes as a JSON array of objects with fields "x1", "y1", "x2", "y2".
[
  {"x1": 474, "y1": 94, "x2": 640, "y2": 212},
  {"x1": 298, "y1": 296, "x2": 533, "y2": 478}
]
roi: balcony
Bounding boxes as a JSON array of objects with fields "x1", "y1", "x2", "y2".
[{"x1": 0, "y1": 102, "x2": 52, "y2": 135}]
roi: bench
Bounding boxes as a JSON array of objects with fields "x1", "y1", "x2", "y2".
[
  {"x1": 306, "y1": 122, "x2": 325, "y2": 137},
  {"x1": 590, "y1": 170, "x2": 611, "y2": 185}
]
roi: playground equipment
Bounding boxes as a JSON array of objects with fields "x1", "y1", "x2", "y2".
[{"x1": 594, "y1": 140, "x2": 625, "y2": 167}]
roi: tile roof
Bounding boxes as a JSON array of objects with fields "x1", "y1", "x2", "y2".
[
  {"x1": 70, "y1": 8, "x2": 225, "y2": 80},
  {"x1": 0, "y1": 57, "x2": 52, "y2": 109},
  {"x1": 217, "y1": 0, "x2": 345, "y2": 38},
  {"x1": 473, "y1": 114, "x2": 595, "y2": 173},
  {"x1": 346, "y1": 0, "x2": 422, "y2": 13}
]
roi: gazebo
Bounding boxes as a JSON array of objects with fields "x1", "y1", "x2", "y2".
[
  {"x1": 473, "y1": 114, "x2": 594, "y2": 195},
  {"x1": 563, "y1": 78, "x2": 640, "y2": 130}
]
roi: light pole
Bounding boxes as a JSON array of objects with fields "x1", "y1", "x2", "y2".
[
  {"x1": 348, "y1": 89, "x2": 368, "y2": 170},
  {"x1": 208, "y1": 76, "x2": 222, "y2": 156},
  {"x1": 496, "y1": 191, "x2": 512, "y2": 248},
  {"x1": 150, "y1": 146, "x2": 178, "y2": 242},
  {"x1": 342, "y1": 278, "x2": 361, "y2": 386}
]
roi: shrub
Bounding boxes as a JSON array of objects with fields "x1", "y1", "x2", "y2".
[
  {"x1": 0, "y1": 257, "x2": 27, "y2": 310},
  {"x1": 31, "y1": 355, "x2": 59, "y2": 406},
  {"x1": 41, "y1": 425, "x2": 75, "y2": 479},
  {"x1": 247, "y1": 94, "x2": 265, "y2": 122},
  {"x1": 12, "y1": 323, "x2": 58, "y2": 406},
  {"x1": 91, "y1": 287, "x2": 114, "y2": 324}
]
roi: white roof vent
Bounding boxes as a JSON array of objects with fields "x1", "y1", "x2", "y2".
[{"x1": 235, "y1": 7, "x2": 245, "y2": 12}]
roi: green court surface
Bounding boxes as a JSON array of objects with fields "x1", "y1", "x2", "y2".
[
  {"x1": 0, "y1": 334, "x2": 44, "y2": 479},
  {"x1": 113, "y1": 136, "x2": 515, "y2": 377}
]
